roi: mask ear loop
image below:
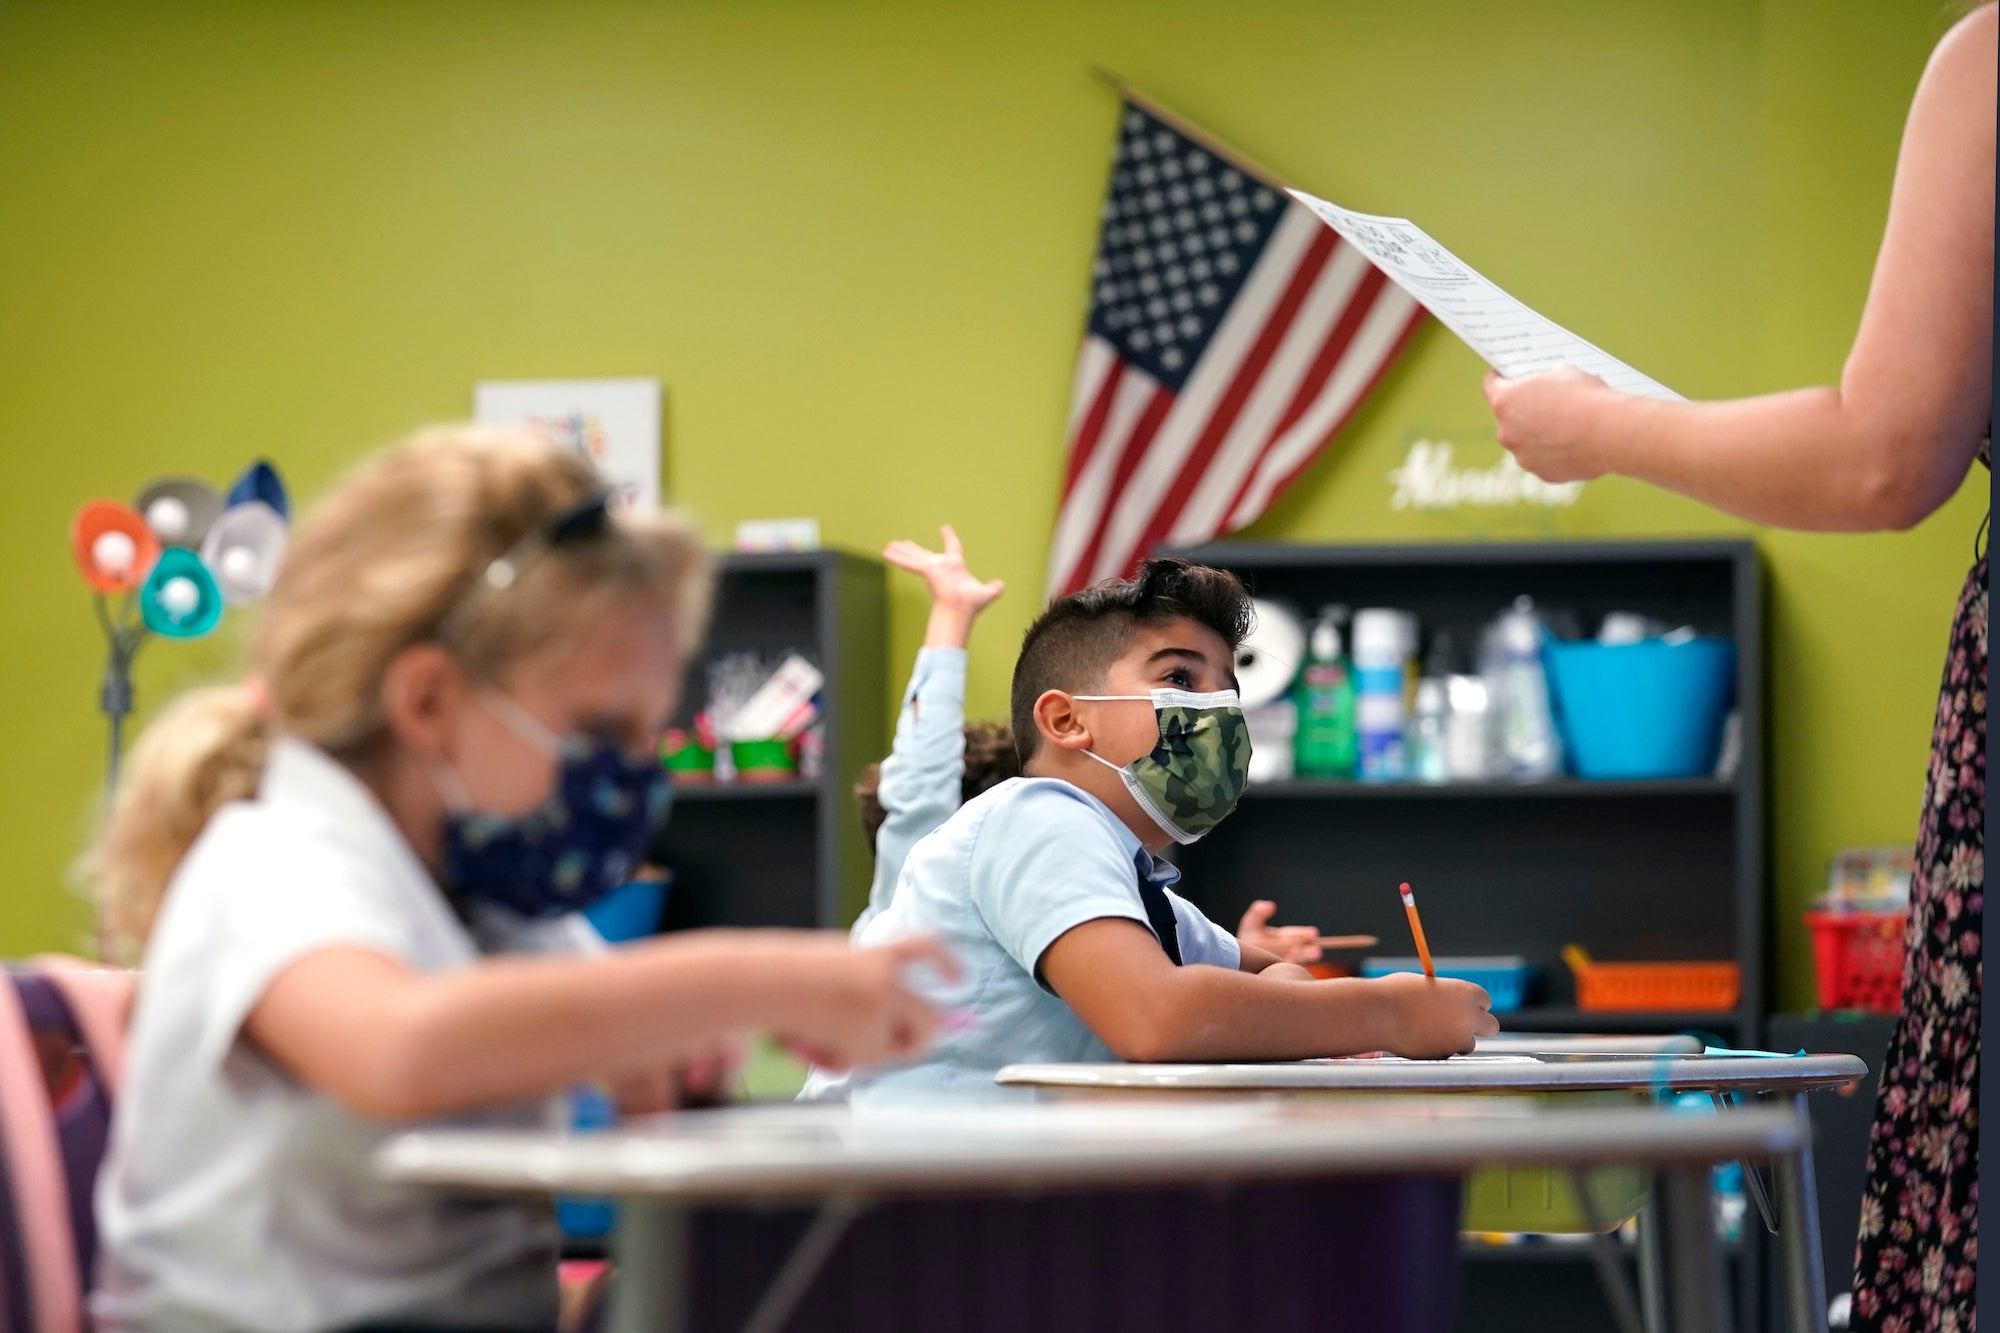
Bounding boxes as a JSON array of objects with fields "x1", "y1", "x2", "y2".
[
  {"x1": 425, "y1": 754, "x2": 475, "y2": 814},
  {"x1": 1069, "y1": 693, "x2": 1156, "y2": 772},
  {"x1": 425, "y1": 692, "x2": 562, "y2": 818},
  {"x1": 479, "y1": 690, "x2": 564, "y2": 759}
]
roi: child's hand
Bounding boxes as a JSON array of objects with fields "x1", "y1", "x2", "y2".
[
  {"x1": 885, "y1": 525, "x2": 1006, "y2": 648},
  {"x1": 1374, "y1": 972, "x2": 1499, "y2": 1059},
  {"x1": 778, "y1": 935, "x2": 962, "y2": 1070},
  {"x1": 608, "y1": 1036, "x2": 745, "y2": 1114},
  {"x1": 609, "y1": 1067, "x2": 676, "y2": 1116},
  {"x1": 1259, "y1": 961, "x2": 1318, "y2": 982},
  {"x1": 1237, "y1": 900, "x2": 1323, "y2": 964}
]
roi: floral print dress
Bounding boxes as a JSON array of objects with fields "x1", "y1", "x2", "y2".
[{"x1": 1852, "y1": 458, "x2": 1987, "y2": 1333}]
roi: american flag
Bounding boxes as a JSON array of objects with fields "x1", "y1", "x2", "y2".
[{"x1": 1047, "y1": 97, "x2": 1425, "y2": 596}]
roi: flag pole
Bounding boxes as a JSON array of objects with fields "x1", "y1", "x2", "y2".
[{"x1": 1087, "y1": 66, "x2": 1294, "y2": 190}]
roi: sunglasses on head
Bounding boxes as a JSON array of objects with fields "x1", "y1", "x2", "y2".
[{"x1": 437, "y1": 493, "x2": 613, "y2": 642}]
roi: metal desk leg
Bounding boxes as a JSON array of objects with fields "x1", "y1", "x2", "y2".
[
  {"x1": 1634, "y1": 1183, "x2": 1669, "y2": 1333},
  {"x1": 1772, "y1": 1093, "x2": 1829, "y2": 1333},
  {"x1": 1658, "y1": 1164, "x2": 1730, "y2": 1333},
  {"x1": 611, "y1": 1199, "x2": 691, "y2": 1333}
]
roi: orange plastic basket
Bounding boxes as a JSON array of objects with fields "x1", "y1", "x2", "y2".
[
  {"x1": 1804, "y1": 910, "x2": 1906, "y2": 1015},
  {"x1": 1562, "y1": 946, "x2": 1741, "y2": 1013}
]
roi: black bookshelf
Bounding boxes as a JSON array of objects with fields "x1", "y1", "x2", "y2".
[
  {"x1": 650, "y1": 550, "x2": 887, "y2": 931},
  {"x1": 1170, "y1": 538, "x2": 1765, "y2": 1039}
]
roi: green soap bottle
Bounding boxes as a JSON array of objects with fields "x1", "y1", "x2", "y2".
[{"x1": 1293, "y1": 609, "x2": 1357, "y2": 778}]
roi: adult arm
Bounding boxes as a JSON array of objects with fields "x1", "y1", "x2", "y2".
[{"x1": 1487, "y1": 6, "x2": 1995, "y2": 531}]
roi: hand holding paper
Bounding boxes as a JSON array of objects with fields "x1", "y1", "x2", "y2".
[
  {"x1": 1288, "y1": 188, "x2": 1682, "y2": 401},
  {"x1": 1480, "y1": 366, "x2": 1628, "y2": 483}
]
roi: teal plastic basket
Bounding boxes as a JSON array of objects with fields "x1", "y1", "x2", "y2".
[{"x1": 1359, "y1": 955, "x2": 1535, "y2": 1012}]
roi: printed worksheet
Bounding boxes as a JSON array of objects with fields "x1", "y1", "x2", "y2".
[
  {"x1": 1289, "y1": 188, "x2": 1682, "y2": 401},
  {"x1": 1304, "y1": 1055, "x2": 1544, "y2": 1065}
]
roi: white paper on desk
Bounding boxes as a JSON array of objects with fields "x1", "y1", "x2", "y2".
[
  {"x1": 1306, "y1": 1055, "x2": 1543, "y2": 1065},
  {"x1": 1287, "y1": 189, "x2": 1682, "y2": 401}
]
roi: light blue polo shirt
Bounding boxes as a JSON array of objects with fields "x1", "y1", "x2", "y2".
[{"x1": 802, "y1": 776, "x2": 1239, "y2": 1102}]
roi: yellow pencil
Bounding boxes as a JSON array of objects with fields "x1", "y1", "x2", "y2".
[
  {"x1": 1399, "y1": 881, "x2": 1436, "y2": 980},
  {"x1": 1315, "y1": 934, "x2": 1380, "y2": 949}
]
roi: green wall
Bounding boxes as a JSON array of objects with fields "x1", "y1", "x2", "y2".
[{"x1": 0, "y1": 1, "x2": 1982, "y2": 1010}]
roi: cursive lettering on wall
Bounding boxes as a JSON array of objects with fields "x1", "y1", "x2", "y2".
[{"x1": 1387, "y1": 439, "x2": 1584, "y2": 511}]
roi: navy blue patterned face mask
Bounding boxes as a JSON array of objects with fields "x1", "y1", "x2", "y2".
[{"x1": 430, "y1": 693, "x2": 670, "y2": 919}]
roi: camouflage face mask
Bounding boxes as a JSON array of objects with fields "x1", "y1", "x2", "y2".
[{"x1": 1075, "y1": 688, "x2": 1251, "y2": 844}]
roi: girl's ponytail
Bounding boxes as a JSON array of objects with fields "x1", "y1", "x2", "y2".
[{"x1": 84, "y1": 682, "x2": 269, "y2": 963}]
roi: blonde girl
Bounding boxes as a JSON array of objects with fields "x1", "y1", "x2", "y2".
[{"x1": 87, "y1": 427, "x2": 951, "y2": 1332}]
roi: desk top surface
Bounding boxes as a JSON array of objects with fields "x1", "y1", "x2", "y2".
[
  {"x1": 995, "y1": 1051, "x2": 1867, "y2": 1095},
  {"x1": 377, "y1": 1099, "x2": 1803, "y2": 1202}
]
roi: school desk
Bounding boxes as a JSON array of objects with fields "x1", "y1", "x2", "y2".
[
  {"x1": 996, "y1": 1052, "x2": 1867, "y2": 1333},
  {"x1": 377, "y1": 1098, "x2": 1803, "y2": 1333}
]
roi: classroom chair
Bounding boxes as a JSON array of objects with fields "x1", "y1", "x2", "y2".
[{"x1": 0, "y1": 957, "x2": 134, "y2": 1333}]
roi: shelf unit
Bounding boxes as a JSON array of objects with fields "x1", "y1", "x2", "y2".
[
  {"x1": 649, "y1": 550, "x2": 886, "y2": 931},
  {"x1": 1167, "y1": 538, "x2": 1766, "y2": 1041},
  {"x1": 1459, "y1": 1239, "x2": 1753, "y2": 1333},
  {"x1": 1247, "y1": 776, "x2": 1733, "y2": 800},
  {"x1": 1462, "y1": 1237, "x2": 1750, "y2": 1263}
]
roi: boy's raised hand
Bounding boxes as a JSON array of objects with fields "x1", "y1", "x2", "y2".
[
  {"x1": 1373, "y1": 972, "x2": 1499, "y2": 1059},
  {"x1": 885, "y1": 525, "x2": 1006, "y2": 648},
  {"x1": 1236, "y1": 899, "x2": 1323, "y2": 964}
]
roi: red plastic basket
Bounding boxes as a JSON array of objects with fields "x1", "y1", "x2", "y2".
[{"x1": 1805, "y1": 910, "x2": 1907, "y2": 1014}]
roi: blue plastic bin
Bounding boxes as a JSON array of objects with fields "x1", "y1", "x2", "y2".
[
  {"x1": 1359, "y1": 956, "x2": 1535, "y2": 1012},
  {"x1": 555, "y1": 1085, "x2": 619, "y2": 1240},
  {"x1": 1541, "y1": 636, "x2": 1736, "y2": 780},
  {"x1": 561, "y1": 878, "x2": 669, "y2": 1242},
  {"x1": 582, "y1": 876, "x2": 669, "y2": 944}
]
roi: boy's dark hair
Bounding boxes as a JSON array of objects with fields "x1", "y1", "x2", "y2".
[
  {"x1": 1009, "y1": 557, "x2": 1252, "y2": 764},
  {"x1": 855, "y1": 721, "x2": 1020, "y2": 845}
]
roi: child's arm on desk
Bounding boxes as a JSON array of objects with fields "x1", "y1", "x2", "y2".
[
  {"x1": 1041, "y1": 919, "x2": 1495, "y2": 1061},
  {"x1": 244, "y1": 931, "x2": 957, "y2": 1120}
]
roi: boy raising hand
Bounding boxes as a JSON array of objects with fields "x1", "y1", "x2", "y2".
[
  {"x1": 813, "y1": 558, "x2": 1495, "y2": 1102},
  {"x1": 850, "y1": 528, "x2": 1327, "y2": 964}
]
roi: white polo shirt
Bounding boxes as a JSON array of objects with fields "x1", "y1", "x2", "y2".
[{"x1": 94, "y1": 738, "x2": 599, "y2": 1333}]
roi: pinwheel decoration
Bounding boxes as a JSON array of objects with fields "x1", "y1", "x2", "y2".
[{"x1": 73, "y1": 460, "x2": 291, "y2": 790}]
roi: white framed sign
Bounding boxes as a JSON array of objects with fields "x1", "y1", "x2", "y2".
[{"x1": 474, "y1": 378, "x2": 662, "y2": 511}]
